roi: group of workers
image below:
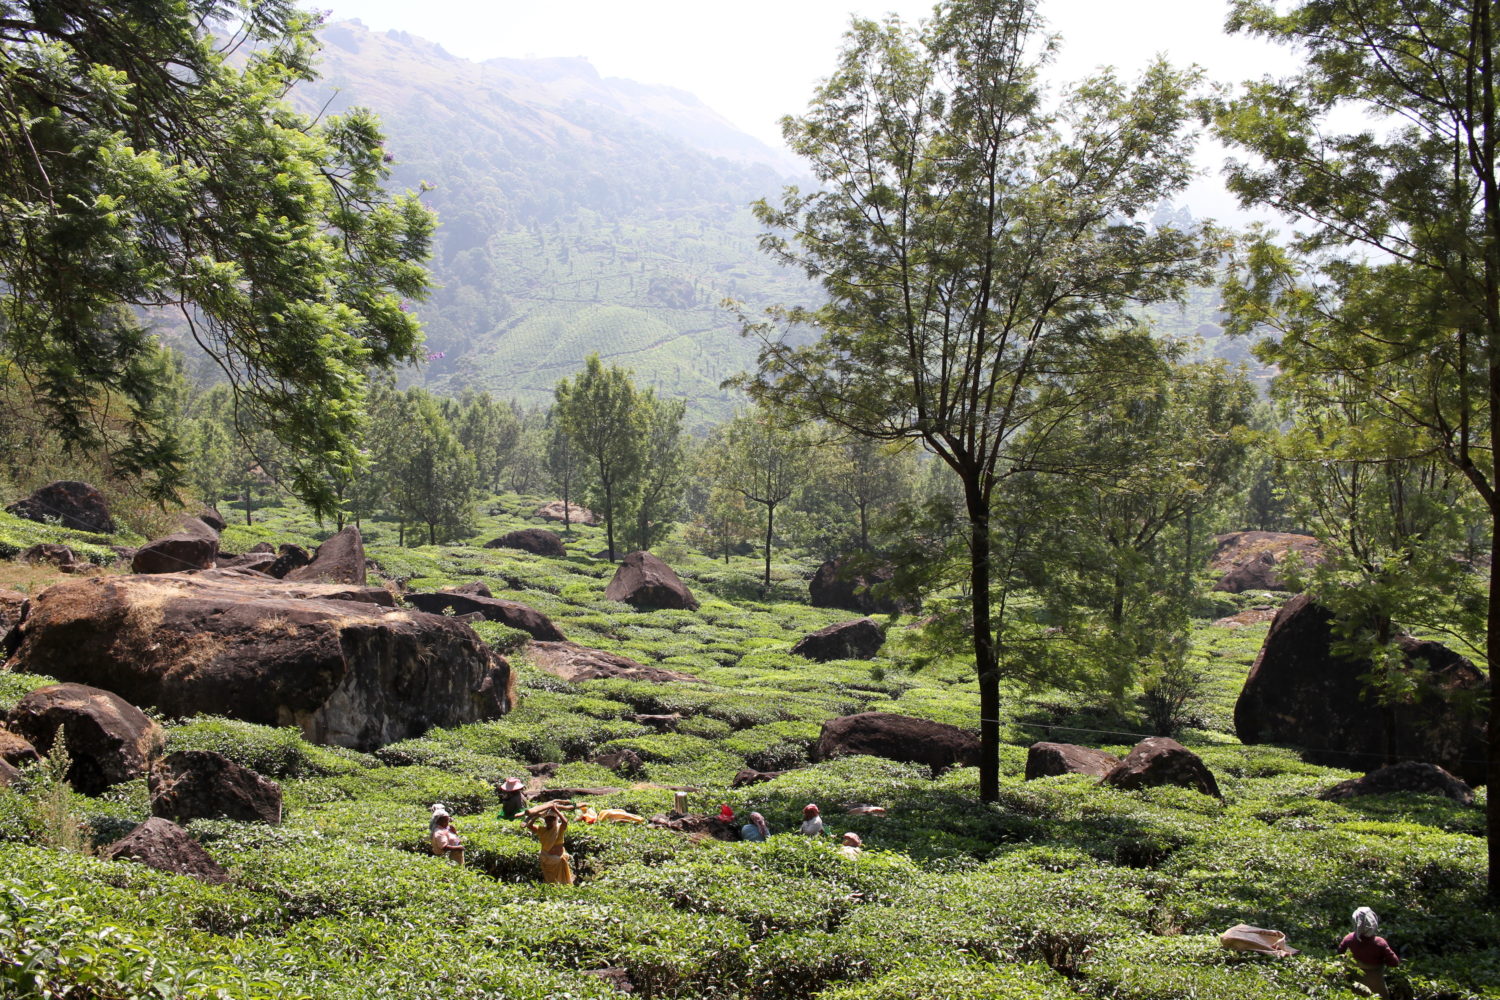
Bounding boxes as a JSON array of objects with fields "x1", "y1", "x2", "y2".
[
  {"x1": 430, "y1": 789, "x2": 1402, "y2": 996},
  {"x1": 428, "y1": 789, "x2": 869, "y2": 883},
  {"x1": 731, "y1": 801, "x2": 862, "y2": 856}
]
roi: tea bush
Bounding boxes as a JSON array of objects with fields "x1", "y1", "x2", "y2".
[{"x1": 1, "y1": 493, "x2": 1495, "y2": 999}]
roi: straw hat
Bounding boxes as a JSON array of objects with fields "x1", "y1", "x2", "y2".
[{"x1": 500, "y1": 777, "x2": 525, "y2": 793}]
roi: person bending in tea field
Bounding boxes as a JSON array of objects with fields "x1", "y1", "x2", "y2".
[
  {"x1": 1337, "y1": 906, "x2": 1399, "y2": 997},
  {"x1": 498, "y1": 777, "x2": 528, "y2": 819},
  {"x1": 741, "y1": 812, "x2": 770, "y2": 842},
  {"x1": 429, "y1": 802, "x2": 457, "y2": 836},
  {"x1": 799, "y1": 803, "x2": 824, "y2": 836},
  {"x1": 430, "y1": 813, "x2": 464, "y2": 866},
  {"x1": 525, "y1": 805, "x2": 575, "y2": 884},
  {"x1": 837, "y1": 832, "x2": 863, "y2": 860}
]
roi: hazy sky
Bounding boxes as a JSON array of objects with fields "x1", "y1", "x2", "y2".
[{"x1": 310, "y1": 1, "x2": 1302, "y2": 222}]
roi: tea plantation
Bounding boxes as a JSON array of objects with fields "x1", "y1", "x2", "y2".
[{"x1": 0, "y1": 497, "x2": 1495, "y2": 999}]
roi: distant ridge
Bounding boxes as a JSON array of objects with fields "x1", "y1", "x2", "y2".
[{"x1": 276, "y1": 20, "x2": 814, "y2": 422}]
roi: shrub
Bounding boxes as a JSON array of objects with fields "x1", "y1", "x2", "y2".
[{"x1": 166, "y1": 717, "x2": 365, "y2": 779}]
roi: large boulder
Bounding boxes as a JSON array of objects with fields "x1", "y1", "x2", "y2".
[
  {"x1": 101, "y1": 817, "x2": 228, "y2": 884},
  {"x1": 132, "y1": 521, "x2": 219, "y2": 575},
  {"x1": 20, "y1": 543, "x2": 78, "y2": 568},
  {"x1": 1234, "y1": 594, "x2": 1489, "y2": 783},
  {"x1": 150, "y1": 750, "x2": 283, "y2": 824},
  {"x1": 1025, "y1": 742, "x2": 1120, "y2": 780},
  {"x1": 219, "y1": 551, "x2": 277, "y2": 575},
  {"x1": 791, "y1": 618, "x2": 885, "y2": 662},
  {"x1": 1103, "y1": 737, "x2": 1221, "y2": 798},
  {"x1": 174, "y1": 515, "x2": 220, "y2": 541},
  {"x1": 535, "y1": 500, "x2": 600, "y2": 526},
  {"x1": 266, "y1": 544, "x2": 310, "y2": 579},
  {"x1": 6, "y1": 683, "x2": 163, "y2": 795},
  {"x1": 197, "y1": 507, "x2": 228, "y2": 533},
  {"x1": 287, "y1": 527, "x2": 366, "y2": 585},
  {"x1": 406, "y1": 591, "x2": 566, "y2": 641},
  {"x1": 528, "y1": 640, "x2": 700, "y2": 684},
  {"x1": 0, "y1": 758, "x2": 17, "y2": 786},
  {"x1": 1319, "y1": 761, "x2": 1474, "y2": 805},
  {"x1": 813, "y1": 712, "x2": 979, "y2": 773},
  {"x1": 0, "y1": 589, "x2": 24, "y2": 657},
  {"x1": 1209, "y1": 531, "x2": 1323, "y2": 593},
  {"x1": 5, "y1": 572, "x2": 513, "y2": 751},
  {"x1": 809, "y1": 558, "x2": 903, "y2": 614},
  {"x1": 731, "y1": 767, "x2": 788, "y2": 788},
  {"x1": 0, "y1": 730, "x2": 41, "y2": 768},
  {"x1": 0, "y1": 588, "x2": 27, "y2": 635},
  {"x1": 605, "y1": 551, "x2": 698, "y2": 611},
  {"x1": 6, "y1": 481, "x2": 115, "y2": 534},
  {"x1": 485, "y1": 529, "x2": 566, "y2": 557},
  {"x1": 445, "y1": 581, "x2": 491, "y2": 598}
]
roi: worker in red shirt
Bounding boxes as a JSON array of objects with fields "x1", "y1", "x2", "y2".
[{"x1": 1336, "y1": 906, "x2": 1399, "y2": 997}]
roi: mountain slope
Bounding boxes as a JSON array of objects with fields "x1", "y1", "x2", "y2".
[{"x1": 295, "y1": 21, "x2": 813, "y2": 424}]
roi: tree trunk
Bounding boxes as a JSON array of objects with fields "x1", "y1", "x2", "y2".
[
  {"x1": 965, "y1": 478, "x2": 1000, "y2": 803},
  {"x1": 604, "y1": 483, "x2": 616, "y2": 561},
  {"x1": 562, "y1": 479, "x2": 572, "y2": 535},
  {"x1": 243, "y1": 478, "x2": 254, "y2": 525},
  {"x1": 1181, "y1": 507, "x2": 1195, "y2": 593},
  {"x1": 428, "y1": 521, "x2": 436, "y2": 546},
  {"x1": 858, "y1": 501, "x2": 869, "y2": 552},
  {"x1": 763, "y1": 502, "x2": 776, "y2": 588},
  {"x1": 1374, "y1": 614, "x2": 1398, "y2": 767},
  {"x1": 1489, "y1": 470, "x2": 1500, "y2": 899},
  {"x1": 1474, "y1": 0, "x2": 1500, "y2": 902}
]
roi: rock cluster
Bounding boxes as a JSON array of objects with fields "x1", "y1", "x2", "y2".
[
  {"x1": 6, "y1": 480, "x2": 115, "y2": 534},
  {"x1": 528, "y1": 640, "x2": 700, "y2": 684},
  {"x1": 1234, "y1": 594, "x2": 1488, "y2": 783},
  {"x1": 1319, "y1": 761, "x2": 1474, "y2": 805},
  {"x1": 1102, "y1": 737, "x2": 1222, "y2": 798},
  {"x1": 791, "y1": 617, "x2": 885, "y2": 662},
  {"x1": 407, "y1": 590, "x2": 566, "y2": 641},
  {"x1": 813, "y1": 711, "x2": 979, "y2": 774},
  {"x1": 1025, "y1": 742, "x2": 1119, "y2": 780},
  {"x1": 6, "y1": 683, "x2": 163, "y2": 795},
  {"x1": 149, "y1": 749, "x2": 283, "y2": 824},
  {"x1": 534, "y1": 500, "x2": 599, "y2": 525},
  {"x1": 808, "y1": 558, "x2": 903, "y2": 614},
  {"x1": 485, "y1": 528, "x2": 566, "y2": 556},
  {"x1": 7, "y1": 571, "x2": 512, "y2": 751},
  {"x1": 1209, "y1": 531, "x2": 1323, "y2": 593},
  {"x1": 605, "y1": 551, "x2": 698, "y2": 610}
]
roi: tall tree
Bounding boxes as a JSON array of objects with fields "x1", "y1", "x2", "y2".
[
  {"x1": 449, "y1": 390, "x2": 520, "y2": 495},
  {"x1": 555, "y1": 354, "x2": 644, "y2": 561},
  {"x1": 0, "y1": 1, "x2": 433, "y2": 510},
  {"x1": 830, "y1": 437, "x2": 919, "y2": 554},
  {"x1": 1013, "y1": 356, "x2": 1257, "y2": 699},
  {"x1": 386, "y1": 389, "x2": 476, "y2": 546},
  {"x1": 705, "y1": 409, "x2": 815, "y2": 588},
  {"x1": 624, "y1": 391, "x2": 688, "y2": 552},
  {"x1": 738, "y1": 0, "x2": 1212, "y2": 800},
  {"x1": 544, "y1": 407, "x2": 580, "y2": 535},
  {"x1": 1209, "y1": 0, "x2": 1500, "y2": 894}
]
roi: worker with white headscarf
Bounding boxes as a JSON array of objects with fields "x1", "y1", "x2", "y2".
[{"x1": 1336, "y1": 906, "x2": 1399, "y2": 997}]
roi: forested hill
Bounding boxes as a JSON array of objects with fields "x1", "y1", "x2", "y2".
[{"x1": 292, "y1": 20, "x2": 814, "y2": 425}]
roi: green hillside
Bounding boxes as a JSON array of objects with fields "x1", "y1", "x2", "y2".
[
  {"x1": 0, "y1": 497, "x2": 1493, "y2": 998},
  {"x1": 286, "y1": 22, "x2": 813, "y2": 422}
]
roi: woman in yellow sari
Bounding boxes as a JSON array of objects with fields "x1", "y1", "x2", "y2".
[{"x1": 524, "y1": 805, "x2": 574, "y2": 884}]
